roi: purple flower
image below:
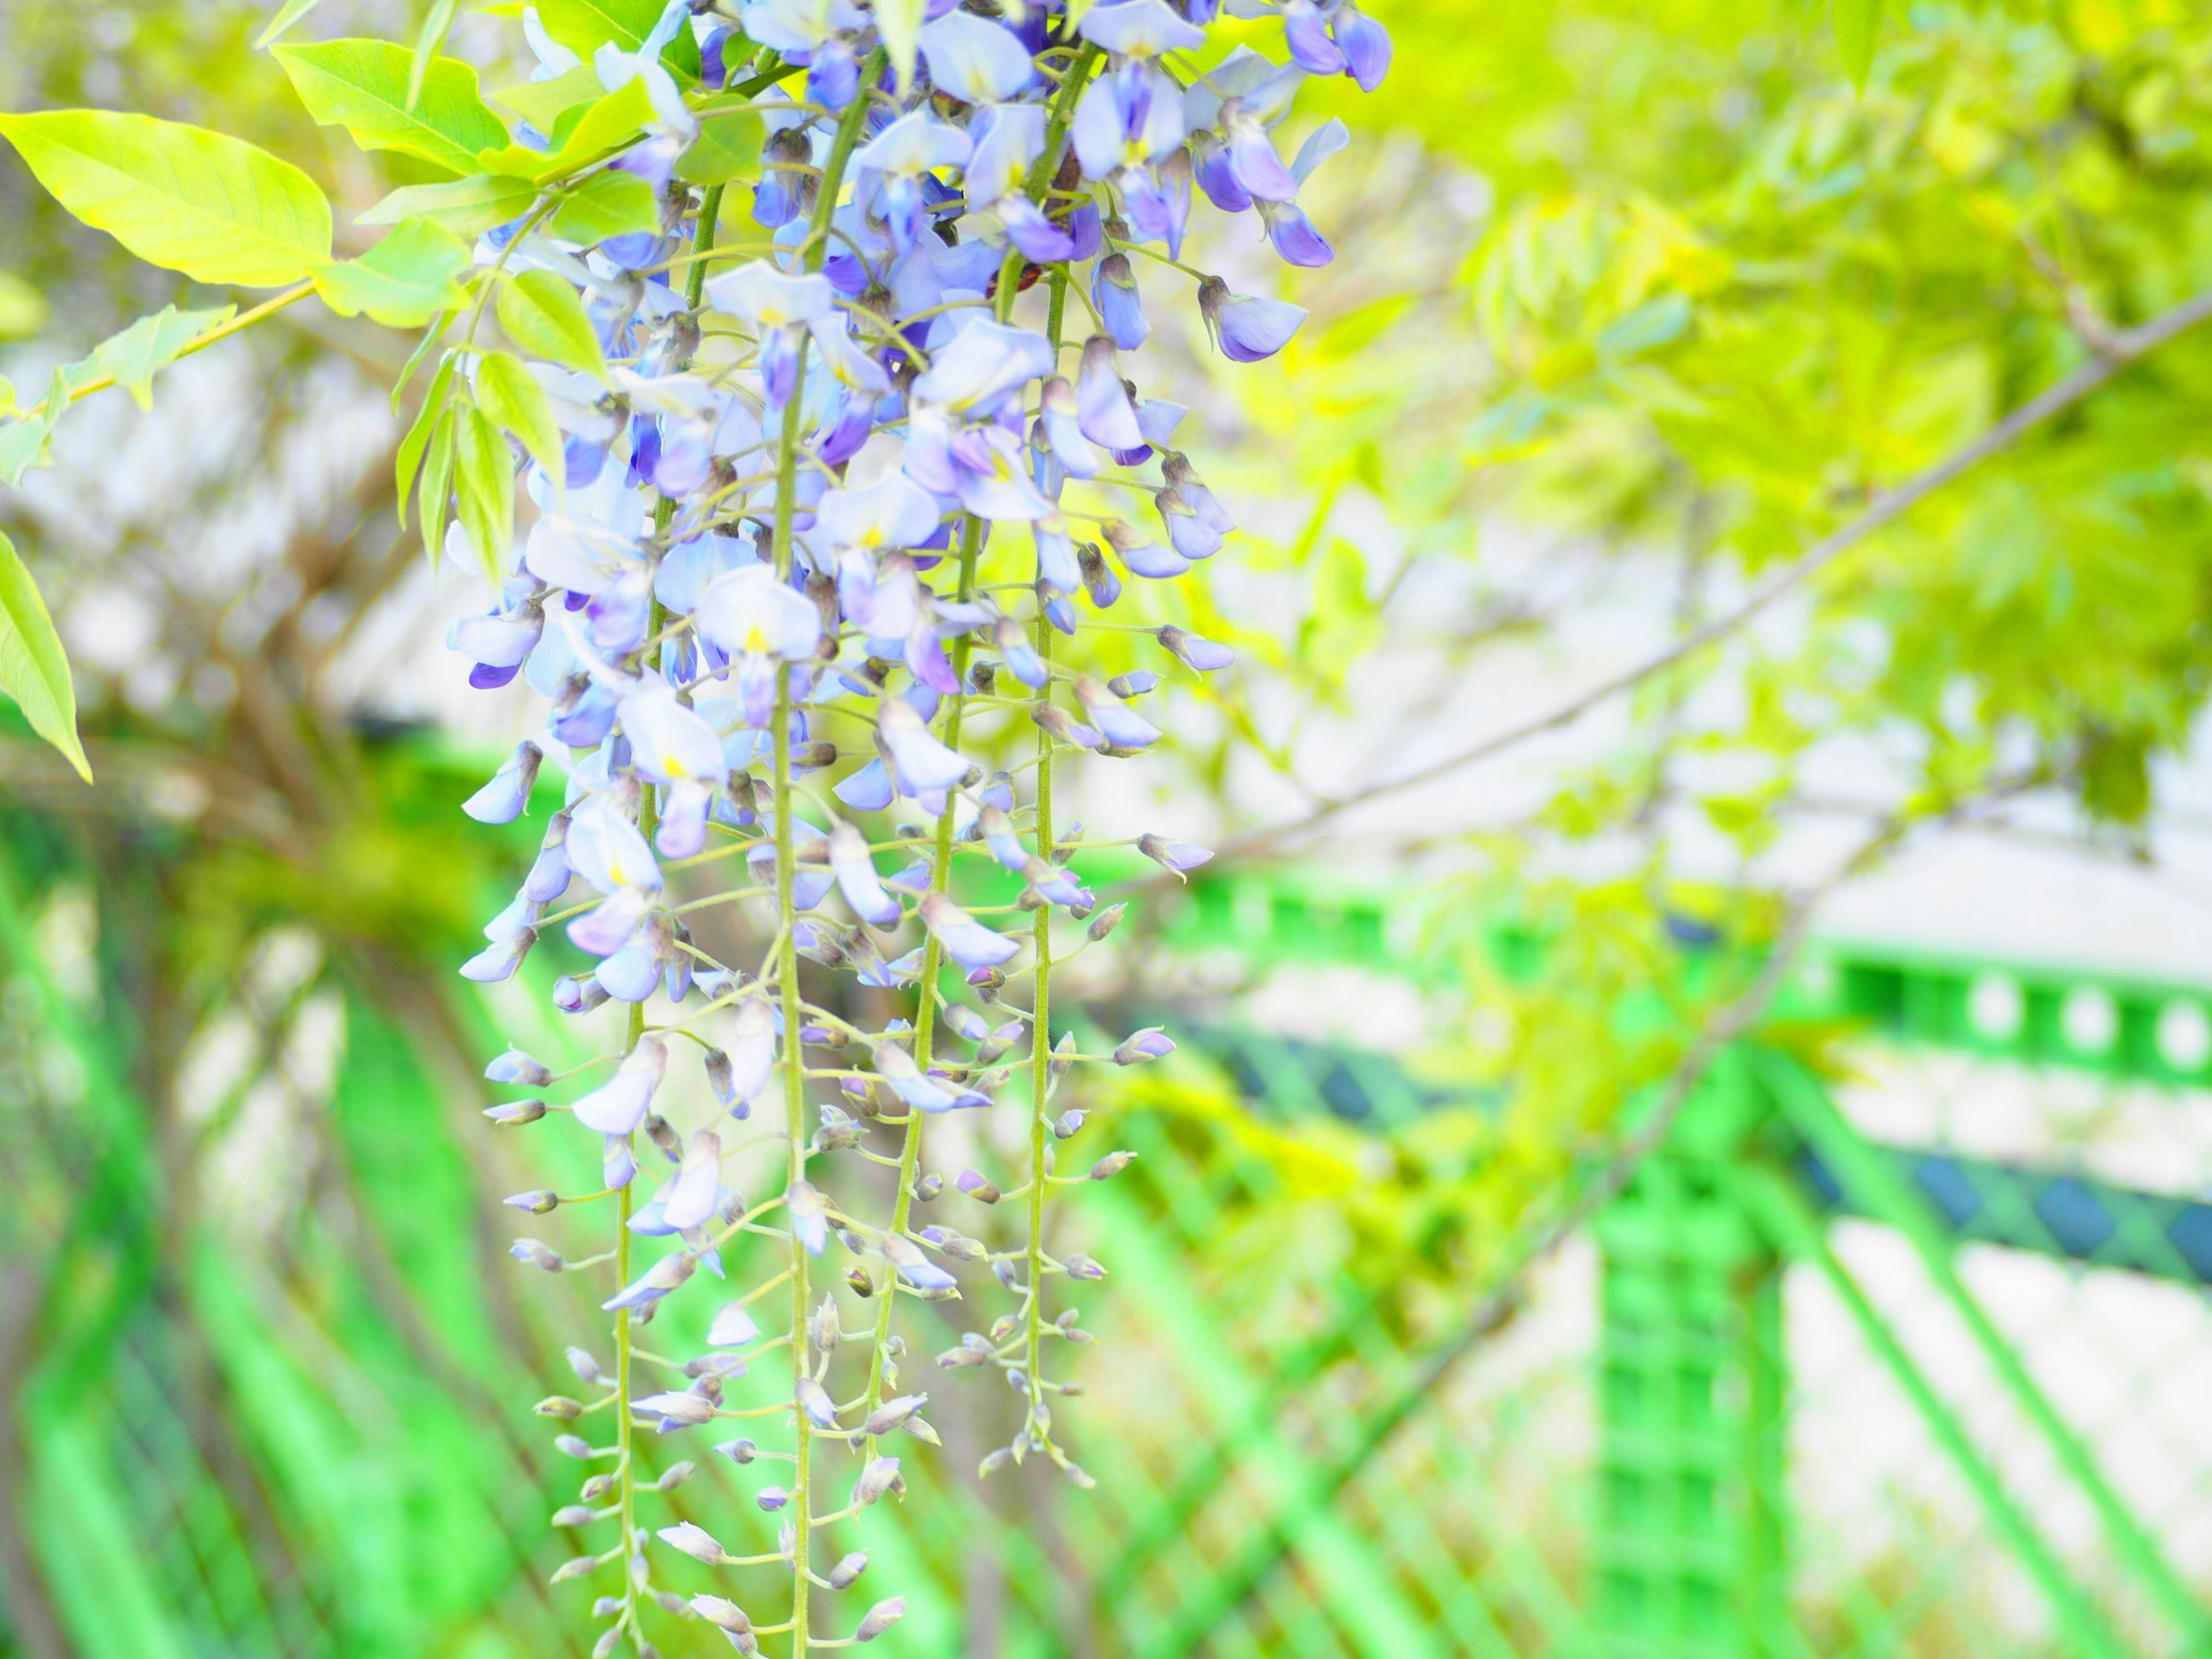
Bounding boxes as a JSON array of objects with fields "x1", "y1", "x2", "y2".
[
  {"x1": 870, "y1": 1041, "x2": 964, "y2": 1113},
  {"x1": 463, "y1": 741, "x2": 542, "y2": 825},
  {"x1": 1076, "y1": 336, "x2": 1145, "y2": 450},
  {"x1": 1259, "y1": 198, "x2": 1334, "y2": 267},
  {"x1": 602, "y1": 1247, "x2": 696, "y2": 1313},
  {"x1": 523, "y1": 810, "x2": 573, "y2": 903},
  {"x1": 1138, "y1": 832, "x2": 1213, "y2": 874},
  {"x1": 661, "y1": 1129, "x2": 725, "y2": 1230},
  {"x1": 1190, "y1": 130, "x2": 1251, "y2": 212},
  {"x1": 919, "y1": 892, "x2": 1021, "y2": 970},
  {"x1": 1199, "y1": 276, "x2": 1308, "y2": 363},
  {"x1": 835, "y1": 757, "x2": 896, "y2": 811},
  {"x1": 694, "y1": 566, "x2": 824, "y2": 728},
  {"x1": 876, "y1": 697, "x2": 976, "y2": 794},
  {"x1": 1074, "y1": 675, "x2": 1160, "y2": 749},
  {"x1": 830, "y1": 822, "x2": 904, "y2": 927},
  {"x1": 1157, "y1": 623, "x2": 1235, "y2": 672},
  {"x1": 855, "y1": 1599, "x2": 906, "y2": 1642},
  {"x1": 1092, "y1": 252, "x2": 1150, "y2": 349},
  {"x1": 1078, "y1": 0, "x2": 1207, "y2": 58},
  {"x1": 658, "y1": 1522, "x2": 729, "y2": 1565},
  {"x1": 998, "y1": 195, "x2": 1077, "y2": 262},
  {"x1": 1221, "y1": 99, "x2": 1297, "y2": 202},
  {"x1": 1156, "y1": 485, "x2": 1225, "y2": 560},
  {"x1": 707, "y1": 1301, "x2": 760, "y2": 1347},
  {"x1": 992, "y1": 615, "x2": 1050, "y2": 687},
  {"x1": 1113, "y1": 1027, "x2": 1175, "y2": 1064},
  {"x1": 919, "y1": 10, "x2": 1035, "y2": 103},
  {"x1": 1105, "y1": 518, "x2": 1192, "y2": 580},
  {"x1": 1037, "y1": 377, "x2": 1104, "y2": 479},
  {"x1": 910, "y1": 320, "x2": 1055, "y2": 415},
  {"x1": 1282, "y1": 0, "x2": 1346, "y2": 73},
  {"x1": 852, "y1": 110, "x2": 973, "y2": 253},
  {"x1": 573, "y1": 1035, "x2": 668, "y2": 1134},
  {"x1": 1334, "y1": 3, "x2": 1392, "y2": 90},
  {"x1": 1071, "y1": 59, "x2": 1185, "y2": 180},
  {"x1": 965, "y1": 103, "x2": 1045, "y2": 213},
  {"x1": 460, "y1": 926, "x2": 536, "y2": 983}
]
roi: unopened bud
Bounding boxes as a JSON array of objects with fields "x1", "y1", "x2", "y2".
[
  {"x1": 1086, "y1": 903, "x2": 1126, "y2": 942},
  {"x1": 592, "y1": 1622, "x2": 621, "y2": 1658},
  {"x1": 484, "y1": 1098, "x2": 548, "y2": 1126},
  {"x1": 856, "y1": 1599, "x2": 906, "y2": 1642},
  {"x1": 862, "y1": 1393, "x2": 927, "y2": 1437},
  {"x1": 1112, "y1": 1028, "x2": 1174, "y2": 1066},
  {"x1": 656, "y1": 1460, "x2": 696, "y2": 1491},
  {"x1": 487, "y1": 1048, "x2": 554, "y2": 1087},
  {"x1": 658, "y1": 1521, "x2": 727, "y2": 1563},
  {"x1": 552, "y1": 1505, "x2": 596, "y2": 1527},
  {"x1": 830, "y1": 1551, "x2": 869, "y2": 1589},
  {"x1": 1049, "y1": 1030, "x2": 1077, "y2": 1081},
  {"x1": 956, "y1": 1169, "x2": 1000, "y2": 1205},
  {"x1": 580, "y1": 1472, "x2": 615, "y2": 1501},
  {"x1": 756, "y1": 1486, "x2": 789, "y2": 1512},
  {"x1": 511, "y1": 1238, "x2": 564, "y2": 1271},
  {"x1": 847, "y1": 1264, "x2": 876, "y2": 1296},
  {"x1": 853, "y1": 1456, "x2": 904, "y2": 1506},
  {"x1": 978, "y1": 1447, "x2": 1012, "y2": 1476},
  {"x1": 555, "y1": 1434, "x2": 593, "y2": 1459},
  {"x1": 550, "y1": 1555, "x2": 600, "y2": 1585},
  {"x1": 1090, "y1": 1150, "x2": 1137, "y2": 1180},
  {"x1": 593, "y1": 1596, "x2": 623, "y2": 1619},
  {"x1": 913, "y1": 1172, "x2": 943, "y2": 1202},
  {"x1": 566, "y1": 1347, "x2": 606, "y2": 1384},
  {"x1": 1053, "y1": 1108, "x2": 1086, "y2": 1139},
  {"x1": 1063, "y1": 1253, "x2": 1107, "y2": 1281}
]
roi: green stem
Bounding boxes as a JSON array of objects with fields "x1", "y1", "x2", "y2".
[
  {"x1": 994, "y1": 43, "x2": 1104, "y2": 324},
  {"x1": 860, "y1": 517, "x2": 983, "y2": 1443},
  {"x1": 767, "y1": 56, "x2": 882, "y2": 1659}
]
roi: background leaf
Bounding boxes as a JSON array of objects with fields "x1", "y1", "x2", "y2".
[
  {"x1": 1835, "y1": 0, "x2": 1885, "y2": 89},
  {"x1": 535, "y1": 0, "x2": 702, "y2": 82},
  {"x1": 0, "y1": 111, "x2": 331, "y2": 287},
  {"x1": 274, "y1": 39, "x2": 510, "y2": 175},
  {"x1": 0, "y1": 530, "x2": 90, "y2": 782},
  {"x1": 0, "y1": 269, "x2": 51, "y2": 340},
  {"x1": 253, "y1": 0, "x2": 332, "y2": 48},
  {"x1": 358, "y1": 175, "x2": 537, "y2": 238},
  {"x1": 312, "y1": 218, "x2": 471, "y2": 327}
]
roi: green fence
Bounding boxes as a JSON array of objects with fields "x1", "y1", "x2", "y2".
[{"x1": 3, "y1": 825, "x2": 2210, "y2": 1657}]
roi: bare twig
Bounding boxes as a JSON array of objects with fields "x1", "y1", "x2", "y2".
[{"x1": 1222, "y1": 285, "x2": 2212, "y2": 861}]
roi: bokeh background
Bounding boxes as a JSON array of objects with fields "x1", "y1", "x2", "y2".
[{"x1": 9, "y1": 0, "x2": 2212, "y2": 1654}]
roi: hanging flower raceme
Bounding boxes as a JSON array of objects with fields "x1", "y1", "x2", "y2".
[{"x1": 51, "y1": 1, "x2": 1397, "y2": 1654}]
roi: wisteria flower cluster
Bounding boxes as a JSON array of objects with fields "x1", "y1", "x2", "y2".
[{"x1": 1, "y1": 0, "x2": 1385, "y2": 1650}]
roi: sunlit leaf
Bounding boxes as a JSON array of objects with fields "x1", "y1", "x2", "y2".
[
  {"x1": 475, "y1": 352, "x2": 564, "y2": 484},
  {"x1": 536, "y1": 0, "x2": 702, "y2": 82},
  {"x1": 489, "y1": 63, "x2": 604, "y2": 138},
  {"x1": 877, "y1": 0, "x2": 925, "y2": 89},
  {"x1": 676, "y1": 109, "x2": 765, "y2": 186},
  {"x1": 275, "y1": 39, "x2": 510, "y2": 175},
  {"x1": 409, "y1": 0, "x2": 464, "y2": 111},
  {"x1": 0, "y1": 529, "x2": 90, "y2": 782},
  {"x1": 495, "y1": 268, "x2": 607, "y2": 379},
  {"x1": 550, "y1": 168, "x2": 658, "y2": 244},
  {"x1": 255, "y1": 0, "x2": 335, "y2": 48},
  {"x1": 477, "y1": 76, "x2": 657, "y2": 182},
  {"x1": 454, "y1": 403, "x2": 515, "y2": 584},
  {"x1": 0, "y1": 269, "x2": 49, "y2": 341},
  {"x1": 359, "y1": 173, "x2": 537, "y2": 238},
  {"x1": 312, "y1": 218, "x2": 472, "y2": 327},
  {"x1": 88, "y1": 304, "x2": 236, "y2": 411},
  {"x1": 397, "y1": 355, "x2": 459, "y2": 528},
  {"x1": 1835, "y1": 0, "x2": 1885, "y2": 90},
  {"x1": 0, "y1": 111, "x2": 331, "y2": 287}
]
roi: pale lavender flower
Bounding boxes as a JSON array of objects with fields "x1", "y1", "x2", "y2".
[
  {"x1": 919, "y1": 892, "x2": 1020, "y2": 969},
  {"x1": 573, "y1": 1035, "x2": 668, "y2": 1134},
  {"x1": 1158, "y1": 623, "x2": 1235, "y2": 672},
  {"x1": 919, "y1": 11, "x2": 1035, "y2": 103},
  {"x1": 1074, "y1": 676, "x2": 1160, "y2": 749},
  {"x1": 830, "y1": 822, "x2": 904, "y2": 927},
  {"x1": 1198, "y1": 276, "x2": 1308, "y2": 362},
  {"x1": 464, "y1": 741, "x2": 542, "y2": 825},
  {"x1": 1138, "y1": 832, "x2": 1213, "y2": 874}
]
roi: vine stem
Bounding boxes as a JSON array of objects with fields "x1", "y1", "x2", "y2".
[{"x1": 770, "y1": 56, "x2": 882, "y2": 1659}]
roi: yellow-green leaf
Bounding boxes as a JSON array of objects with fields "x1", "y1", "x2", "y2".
[
  {"x1": 455, "y1": 403, "x2": 516, "y2": 583},
  {"x1": 478, "y1": 77, "x2": 658, "y2": 183},
  {"x1": 359, "y1": 173, "x2": 537, "y2": 238},
  {"x1": 551, "y1": 168, "x2": 659, "y2": 245},
  {"x1": 0, "y1": 111, "x2": 331, "y2": 288},
  {"x1": 1835, "y1": 0, "x2": 1885, "y2": 90},
  {"x1": 0, "y1": 531, "x2": 90, "y2": 783},
  {"x1": 410, "y1": 0, "x2": 464, "y2": 112},
  {"x1": 0, "y1": 270, "x2": 48, "y2": 341},
  {"x1": 490, "y1": 63, "x2": 605, "y2": 137},
  {"x1": 274, "y1": 38, "x2": 510, "y2": 176},
  {"x1": 876, "y1": 0, "x2": 925, "y2": 90},
  {"x1": 397, "y1": 355, "x2": 458, "y2": 528},
  {"x1": 255, "y1": 0, "x2": 333, "y2": 48},
  {"x1": 537, "y1": 0, "x2": 702, "y2": 82},
  {"x1": 676, "y1": 110, "x2": 764, "y2": 187},
  {"x1": 496, "y1": 268, "x2": 607, "y2": 379},
  {"x1": 421, "y1": 395, "x2": 461, "y2": 559},
  {"x1": 312, "y1": 218, "x2": 472, "y2": 327},
  {"x1": 476, "y1": 352, "x2": 565, "y2": 484},
  {"x1": 89, "y1": 304, "x2": 236, "y2": 411}
]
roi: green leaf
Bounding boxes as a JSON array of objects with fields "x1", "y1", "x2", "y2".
[
  {"x1": 0, "y1": 111, "x2": 332, "y2": 288},
  {"x1": 496, "y1": 268, "x2": 608, "y2": 379},
  {"x1": 396, "y1": 355, "x2": 458, "y2": 527},
  {"x1": 537, "y1": 0, "x2": 702, "y2": 82},
  {"x1": 550, "y1": 168, "x2": 659, "y2": 245},
  {"x1": 490, "y1": 63, "x2": 605, "y2": 138},
  {"x1": 1835, "y1": 0, "x2": 1885, "y2": 90},
  {"x1": 0, "y1": 270, "x2": 48, "y2": 340},
  {"x1": 274, "y1": 39, "x2": 510, "y2": 176},
  {"x1": 478, "y1": 77, "x2": 657, "y2": 182},
  {"x1": 358, "y1": 173, "x2": 537, "y2": 237},
  {"x1": 89, "y1": 304, "x2": 236, "y2": 411},
  {"x1": 0, "y1": 531, "x2": 90, "y2": 782},
  {"x1": 676, "y1": 110, "x2": 764, "y2": 187},
  {"x1": 421, "y1": 396, "x2": 460, "y2": 559},
  {"x1": 454, "y1": 403, "x2": 515, "y2": 584},
  {"x1": 475, "y1": 353, "x2": 564, "y2": 484},
  {"x1": 255, "y1": 0, "x2": 334, "y2": 48},
  {"x1": 0, "y1": 368, "x2": 75, "y2": 487},
  {"x1": 0, "y1": 379, "x2": 14, "y2": 419},
  {"x1": 876, "y1": 0, "x2": 925, "y2": 91},
  {"x1": 410, "y1": 0, "x2": 464, "y2": 112},
  {"x1": 392, "y1": 311, "x2": 456, "y2": 411},
  {"x1": 312, "y1": 218, "x2": 472, "y2": 327}
]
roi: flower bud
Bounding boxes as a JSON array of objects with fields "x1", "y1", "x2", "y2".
[
  {"x1": 580, "y1": 1473, "x2": 615, "y2": 1501},
  {"x1": 1063, "y1": 1253, "x2": 1108, "y2": 1281},
  {"x1": 552, "y1": 1505, "x2": 596, "y2": 1528},
  {"x1": 550, "y1": 1555, "x2": 600, "y2": 1585},
  {"x1": 913, "y1": 1172, "x2": 944, "y2": 1202},
  {"x1": 552, "y1": 974, "x2": 609, "y2": 1014},
  {"x1": 853, "y1": 1456, "x2": 904, "y2": 1506},
  {"x1": 592, "y1": 1623, "x2": 621, "y2": 1658},
  {"x1": 756, "y1": 1486, "x2": 789, "y2": 1512},
  {"x1": 797, "y1": 1375, "x2": 840, "y2": 1429},
  {"x1": 555, "y1": 1434, "x2": 593, "y2": 1459},
  {"x1": 484, "y1": 1098, "x2": 548, "y2": 1126},
  {"x1": 863, "y1": 1393, "x2": 927, "y2": 1437},
  {"x1": 1053, "y1": 1108, "x2": 1086, "y2": 1139},
  {"x1": 1113, "y1": 1028, "x2": 1174, "y2": 1065},
  {"x1": 1050, "y1": 1031, "x2": 1077, "y2": 1082},
  {"x1": 652, "y1": 1590, "x2": 690, "y2": 1616},
  {"x1": 694, "y1": 1595, "x2": 756, "y2": 1642},
  {"x1": 656, "y1": 1461, "x2": 696, "y2": 1491},
  {"x1": 1086, "y1": 903, "x2": 1126, "y2": 942},
  {"x1": 713, "y1": 1437, "x2": 757, "y2": 1464},
  {"x1": 486, "y1": 1047, "x2": 554, "y2": 1087},
  {"x1": 658, "y1": 1521, "x2": 728, "y2": 1564},
  {"x1": 847, "y1": 1264, "x2": 877, "y2": 1297},
  {"x1": 593, "y1": 1597, "x2": 623, "y2": 1619},
  {"x1": 536, "y1": 1396, "x2": 584, "y2": 1419},
  {"x1": 855, "y1": 1599, "x2": 905, "y2": 1642},
  {"x1": 830, "y1": 1551, "x2": 869, "y2": 1590},
  {"x1": 956, "y1": 1169, "x2": 1000, "y2": 1205},
  {"x1": 506, "y1": 1189, "x2": 559, "y2": 1214},
  {"x1": 1090, "y1": 1150, "x2": 1137, "y2": 1180},
  {"x1": 567, "y1": 1347, "x2": 607, "y2": 1384},
  {"x1": 978, "y1": 1447, "x2": 1012, "y2": 1476}
]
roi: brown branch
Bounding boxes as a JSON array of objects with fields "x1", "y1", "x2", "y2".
[{"x1": 1222, "y1": 284, "x2": 2212, "y2": 862}]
